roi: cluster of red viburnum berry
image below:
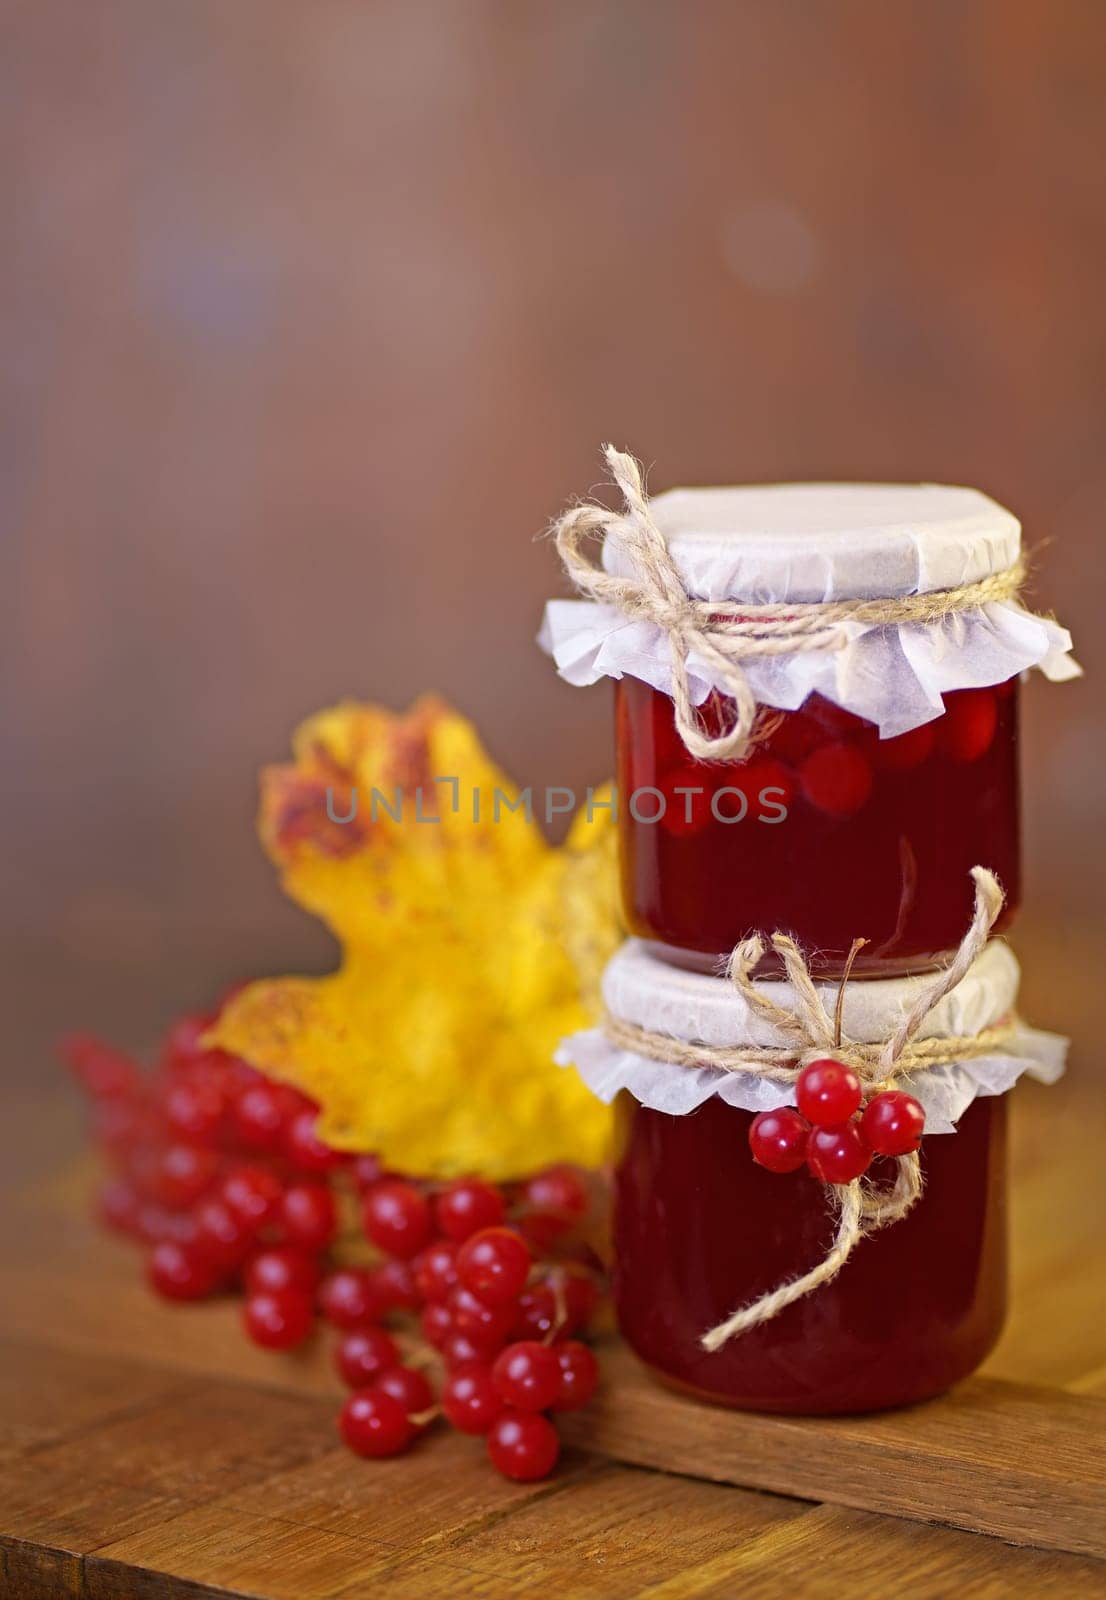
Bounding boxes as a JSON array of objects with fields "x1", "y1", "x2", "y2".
[
  {"x1": 62, "y1": 988, "x2": 604, "y2": 1483},
  {"x1": 748, "y1": 1058, "x2": 926, "y2": 1184}
]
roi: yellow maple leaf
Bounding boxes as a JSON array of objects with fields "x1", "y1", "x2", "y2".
[{"x1": 209, "y1": 696, "x2": 619, "y2": 1179}]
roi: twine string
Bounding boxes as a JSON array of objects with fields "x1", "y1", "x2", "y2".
[
  {"x1": 598, "y1": 867, "x2": 1006, "y2": 1351},
  {"x1": 553, "y1": 446, "x2": 1025, "y2": 762}
]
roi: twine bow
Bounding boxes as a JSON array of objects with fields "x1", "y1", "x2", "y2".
[
  {"x1": 552, "y1": 446, "x2": 1025, "y2": 763},
  {"x1": 699, "y1": 866, "x2": 1005, "y2": 1351}
]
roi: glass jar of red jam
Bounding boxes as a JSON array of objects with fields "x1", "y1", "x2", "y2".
[
  {"x1": 616, "y1": 676, "x2": 1019, "y2": 973},
  {"x1": 588, "y1": 938, "x2": 1020, "y2": 1413},
  {"x1": 542, "y1": 481, "x2": 1078, "y2": 975}
]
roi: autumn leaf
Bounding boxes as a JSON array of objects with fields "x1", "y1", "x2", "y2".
[{"x1": 209, "y1": 696, "x2": 619, "y2": 1179}]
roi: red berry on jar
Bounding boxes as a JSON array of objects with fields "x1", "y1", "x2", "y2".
[
  {"x1": 280, "y1": 1183, "x2": 337, "y2": 1253},
  {"x1": 244, "y1": 1246, "x2": 320, "y2": 1299},
  {"x1": 339, "y1": 1389, "x2": 413, "y2": 1458},
  {"x1": 939, "y1": 688, "x2": 997, "y2": 762},
  {"x1": 147, "y1": 1240, "x2": 219, "y2": 1301},
  {"x1": 442, "y1": 1362, "x2": 502, "y2": 1434},
  {"x1": 799, "y1": 742, "x2": 873, "y2": 818},
  {"x1": 487, "y1": 1409, "x2": 560, "y2": 1482},
  {"x1": 658, "y1": 768, "x2": 712, "y2": 837},
  {"x1": 807, "y1": 1123, "x2": 872, "y2": 1185},
  {"x1": 796, "y1": 1059, "x2": 863, "y2": 1128},
  {"x1": 491, "y1": 1341, "x2": 562, "y2": 1412},
  {"x1": 433, "y1": 1179, "x2": 506, "y2": 1242},
  {"x1": 334, "y1": 1326, "x2": 399, "y2": 1388},
  {"x1": 748, "y1": 1108, "x2": 811, "y2": 1173},
  {"x1": 456, "y1": 1227, "x2": 531, "y2": 1307},
  {"x1": 243, "y1": 1288, "x2": 314, "y2": 1350},
  {"x1": 414, "y1": 1239, "x2": 460, "y2": 1303},
  {"x1": 861, "y1": 1090, "x2": 926, "y2": 1156},
  {"x1": 550, "y1": 1340, "x2": 600, "y2": 1412},
  {"x1": 319, "y1": 1268, "x2": 385, "y2": 1330},
  {"x1": 362, "y1": 1180, "x2": 434, "y2": 1260},
  {"x1": 874, "y1": 721, "x2": 937, "y2": 773},
  {"x1": 743, "y1": 757, "x2": 796, "y2": 823}
]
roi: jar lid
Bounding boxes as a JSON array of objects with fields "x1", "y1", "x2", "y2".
[
  {"x1": 602, "y1": 483, "x2": 1021, "y2": 604},
  {"x1": 557, "y1": 935, "x2": 1068, "y2": 1131},
  {"x1": 601, "y1": 936, "x2": 1018, "y2": 1048}
]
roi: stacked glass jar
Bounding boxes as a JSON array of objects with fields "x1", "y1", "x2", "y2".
[{"x1": 544, "y1": 470, "x2": 1076, "y2": 1413}]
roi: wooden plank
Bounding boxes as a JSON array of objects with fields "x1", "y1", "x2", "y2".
[
  {"x1": 559, "y1": 1343, "x2": 1106, "y2": 1560},
  {"x1": 331, "y1": 1465, "x2": 804, "y2": 1600},
  {"x1": 634, "y1": 1504, "x2": 1106, "y2": 1600}
]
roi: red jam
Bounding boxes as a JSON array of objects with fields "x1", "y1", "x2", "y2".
[
  {"x1": 615, "y1": 678, "x2": 1020, "y2": 973},
  {"x1": 613, "y1": 1091, "x2": 1007, "y2": 1413}
]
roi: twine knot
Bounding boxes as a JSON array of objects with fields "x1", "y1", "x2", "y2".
[{"x1": 552, "y1": 446, "x2": 1025, "y2": 763}]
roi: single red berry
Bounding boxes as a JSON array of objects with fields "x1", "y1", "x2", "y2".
[
  {"x1": 221, "y1": 1165, "x2": 284, "y2": 1232},
  {"x1": 244, "y1": 1246, "x2": 320, "y2": 1299},
  {"x1": 939, "y1": 688, "x2": 997, "y2": 762},
  {"x1": 362, "y1": 1180, "x2": 433, "y2": 1260},
  {"x1": 414, "y1": 1239, "x2": 460, "y2": 1303},
  {"x1": 511, "y1": 1284, "x2": 557, "y2": 1342},
  {"x1": 796, "y1": 1059, "x2": 863, "y2": 1128},
  {"x1": 518, "y1": 1166, "x2": 589, "y2": 1247},
  {"x1": 243, "y1": 1289, "x2": 314, "y2": 1350},
  {"x1": 552, "y1": 1272, "x2": 601, "y2": 1337},
  {"x1": 874, "y1": 721, "x2": 937, "y2": 773},
  {"x1": 334, "y1": 1326, "x2": 399, "y2": 1388},
  {"x1": 442, "y1": 1330, "x2": 505, "y2": 1369},
  {"x1": 748, "y1": 1108, "x2": 811, "y2": 1173},
  {"x1": 368, "y1": 1258, "x2": 420, "y2": 1312},
  {"x1": 147, "y1": 1240, "x2": 219, "y2": 1301},
  {"x1": 441, "y1": 1362, "x2": 502, "y2": 1434},
  {"x1": 550, "y1": 1340, "x2": 600, "y2": 1412},
  {"x1": 284, "y1": 1108, "x2": 342, "y2": 1174},
  {"x1": 232, "y1": 1082, "x2": 292, "y2": 1153},
  {"x1": 162, "y1": 1078, "x2": 225, "y2": 1144},
  {"x1": 658, "y1": 767, "x2": 712, "y2": 838},
  {"x1": 743, "y1": 756, "x2": 797, "y2": 822},
  {"x1": 194, "y1": 1196, "x2": 253, "y2": 1271},
  {"x1": 149, "y1": 1143, "x2": 220, "y2": 1210},
  {"x1": 351, "y1": 1154, "x2": 386, "y2": 1193},
  {"x1": 807, "y1": 1123, "x2": 872, "y2": 1184},
  {"x1": 799, "y1": 742, "x2": 873, "y2": 817},
  {"x1": 339, "y1": 1389, "x2": 413, "y2": 1458},
  {"x1": 319, "y1": 1268, "x2": 386, "y2": 1330},
  {"x1": 433, "y1": 1179, "x2": 506, "y2": 1242},
  {"x1": 491, "y1": 1341, "x2": 562, "y2": 1412},
  {"x1": 456, "y1": 1227, "x2": 531, "y2": 1307},
  {"x1": 420, "y1": 1302, "x2": 454, "y2": 1350},
  {"x1": 91, "y1": 1096, "x2": 155, "y2": 1158},
  {"x1": 161, "y1": 1011, "x2": 216, "y2": 1069},
  {"x1": 60, "y1": 1034, "x2": 140, "y2": 1099},
  {"x1": 136, "y1": 1201, "x2": 199, "y2": 1246},
  {"x1": 447, "y1": 1285, "x2": 517, "y2": 1348},
  {"x1": 861, "y1": 1090, "x2": 926, "y2": 1156},
  {"x1": 280, "y1": 1183, "x2": 337, "y2": 1253},
  {"x1": 487, "y1": 1409, "x2": 560, "y2": 1482},
  {"x1": 373, "y1": 1365, "x2": 434, "y2": 1421}
]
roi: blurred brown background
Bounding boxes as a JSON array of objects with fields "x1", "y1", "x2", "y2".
[{"x1": 3, "y1": 0, "x2": 1104, "y2": 1132}]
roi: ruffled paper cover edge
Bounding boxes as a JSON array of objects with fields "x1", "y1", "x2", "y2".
[
  {"x1": 555, "y1": 1022, "x2": 1068, "y2": 1134},
  {"x1": 538, "y1": 599, "x2": 1079, "y2": 739}
]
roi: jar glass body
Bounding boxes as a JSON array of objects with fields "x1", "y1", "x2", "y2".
[
  {"x1": 613, "y1": 1091, "x2": 1007, "y2": 1413},
  {"x1": 615, "y1": 679, "x2": 1020, "y2": 973}
]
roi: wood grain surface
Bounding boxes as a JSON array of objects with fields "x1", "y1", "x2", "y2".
[{"x1": 1, "y1": 1065, "x2": 1104, "y2": 1598}]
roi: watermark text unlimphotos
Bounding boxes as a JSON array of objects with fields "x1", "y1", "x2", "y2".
[{"x1": 325, "y1": 779, "x2": 789, "y2": 827}]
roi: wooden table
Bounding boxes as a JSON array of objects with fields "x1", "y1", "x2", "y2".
[{"x1": 2, "y1": 922, "x2": 1105, "y2": 1597}]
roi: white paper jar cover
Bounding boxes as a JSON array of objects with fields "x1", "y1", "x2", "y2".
[
  {"x1": 539, "y1": 482, "x2": 1079, "y2": 737},
  {"x1": 557, "y1": 938, "x2": 1068, "y2": 1133}
]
